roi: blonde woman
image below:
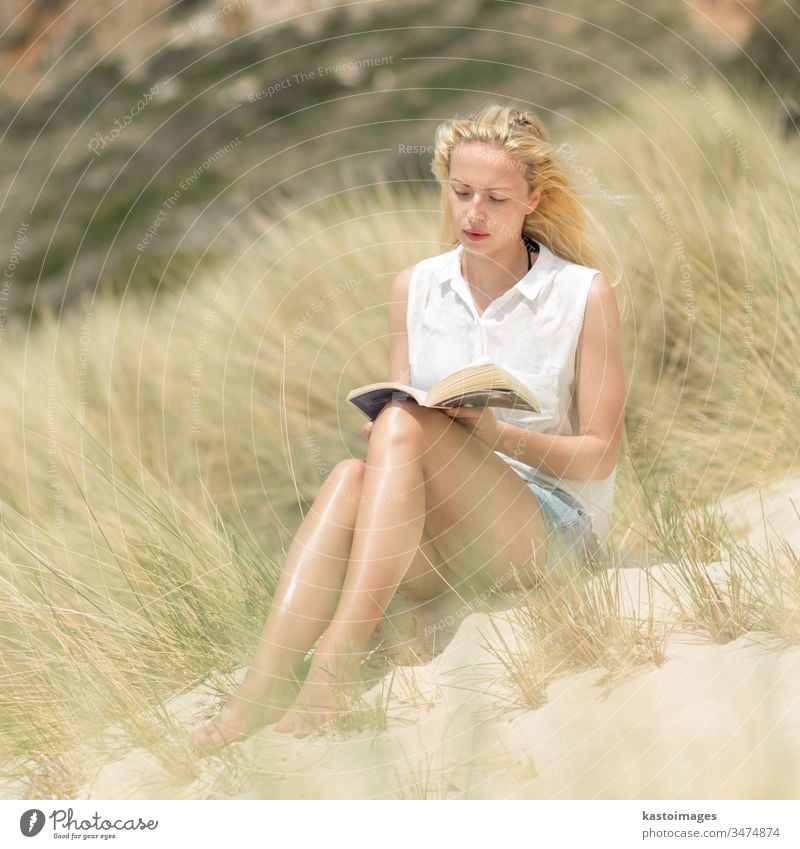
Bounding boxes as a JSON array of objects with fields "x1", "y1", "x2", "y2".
[{"x1": 192, "y1": 102, "x2": 625, "y2": 748}]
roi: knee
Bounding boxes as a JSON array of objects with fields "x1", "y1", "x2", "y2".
[
  {"x1": 325, "y1": 458, "x2": 366, "y2": 500},
  {"x1": 373, "y1": 398, "x2": 430, "y2": 444},
  {"x1": 328, "y1": 457, "x2": 366, "y2": 485}
]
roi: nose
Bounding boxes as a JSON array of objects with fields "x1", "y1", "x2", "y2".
[{"x1": 467, "y1": 194, "x2": 487, "y2": 223}]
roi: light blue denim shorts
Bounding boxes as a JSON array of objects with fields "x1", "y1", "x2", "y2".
[{"x1": 524, "y1": 479, "x2": 603, "y2": 573}]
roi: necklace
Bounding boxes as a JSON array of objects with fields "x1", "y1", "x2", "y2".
[
  {"x1": 463, "y1": 235, "x2": 541, "y2": 313},
  {"x1": 522, "y1": 233, "x2": 540, "y2": 270}
]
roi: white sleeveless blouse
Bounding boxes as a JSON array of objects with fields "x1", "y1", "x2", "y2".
[{"x1": 406, "y1": 241, "x2": 616, "y2": 548}]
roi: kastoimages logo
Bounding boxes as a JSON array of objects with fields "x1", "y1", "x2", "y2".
[{"x1": 19, "y1": 809, "x2": 46, "y2": 837}]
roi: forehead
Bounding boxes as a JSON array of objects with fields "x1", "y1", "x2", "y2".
[{"x1": 449, "y1": 142, "x2": 526, "y2": 189}]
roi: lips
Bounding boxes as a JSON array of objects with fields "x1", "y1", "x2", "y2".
[{"x1": 463, "y1": 229, "x2": 489, "y2": 240}]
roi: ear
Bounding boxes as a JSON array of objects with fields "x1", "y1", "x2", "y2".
[{"x1": 526, "y1": 188, "x2": 541, "y2": 214}]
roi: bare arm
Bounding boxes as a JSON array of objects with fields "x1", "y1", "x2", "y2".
[
  {"x1": 494, "y1": 272, "x2": 626, "y2": 480},
  {"x1": 388, "y1": 264, "x2": 415, "y2": 383},
  {"x1": 362, "y1": 264, "x2": 415, "y2": 438}
]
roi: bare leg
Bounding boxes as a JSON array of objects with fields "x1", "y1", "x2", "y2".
[
  {"x1": 273, "y1": 405, "x2": 441, "y2": 736},
  {"x1": 191, "y1": 460, "x2": 364, "y2": 750},
  {"x1": 274, "y1": 399, "x2": 549, "y2": 737},
  {"x1": 192, "y1": 455, "x2": 453, "y2": 751}
]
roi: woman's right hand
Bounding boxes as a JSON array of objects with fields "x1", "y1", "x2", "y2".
[{"x1": 361, "y1": 420, "x2": 374, "y2": 440}]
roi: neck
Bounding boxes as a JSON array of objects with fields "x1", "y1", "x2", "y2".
[{"x1": 460, "y1": 240, "x2": 531, "y2": 294}]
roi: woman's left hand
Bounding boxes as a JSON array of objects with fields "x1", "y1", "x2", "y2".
[{"x1": 442, "y1": 405, "x2": 501, "y2": 448}]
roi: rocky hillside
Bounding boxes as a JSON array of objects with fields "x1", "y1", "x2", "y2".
[{"x1": 0, "y1": 0, "x2": 795, "y2": 320}]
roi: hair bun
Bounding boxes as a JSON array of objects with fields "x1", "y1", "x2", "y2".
[{"x1": 508, "y1": 110, "x2": 546, "y2": 140}]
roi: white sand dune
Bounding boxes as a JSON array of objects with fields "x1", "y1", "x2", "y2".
[
  {"x1": 75, "y1": 602, "x2": 800, "y2": 800},
  {"x1": 72, "y1": 478, "x2": 800, "y2": 800},
  {"x1": 717, "y1": 473, "x2": 800, "y2": 556}
]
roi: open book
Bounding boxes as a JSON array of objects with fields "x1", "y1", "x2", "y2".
[{"x1": 346, "y1": 361, "x2": 541, "y2": 421}]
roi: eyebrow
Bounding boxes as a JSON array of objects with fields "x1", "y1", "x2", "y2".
[{"x1": 448, "y1": 179, "x2": 514, "y2": 192}]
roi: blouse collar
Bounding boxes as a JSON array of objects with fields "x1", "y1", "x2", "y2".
[{"x1": 448, "y1": 240, "x2": 556, "y2": 313}]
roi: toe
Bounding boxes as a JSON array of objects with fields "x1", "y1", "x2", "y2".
[
  {"x1": 190, "y1": 727, "x2": 209, "y2": 749},
  {"x1": 207, "y1": 723, "x2": 230, "y2": 748},
  {"x1": 191, "y1": 719, "x2": 233, "y2": 753},
  {"x1": 274, "y1": 714, "x2": 294, "y2": 734},
  {"x1": 191, "y1": 724, "x2": 217, "y2": 752},
  {"x1": 291, "y1": 716, "x2": 311, "y2": 738}
]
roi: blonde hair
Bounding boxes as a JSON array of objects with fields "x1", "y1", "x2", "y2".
[{"x1": 431, "y1": 100, "x2": 620, "y2": 286}]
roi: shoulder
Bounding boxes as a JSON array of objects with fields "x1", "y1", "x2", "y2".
[
  {"x1": 547, "y1": 248, "x2": 603, "y2": 287},
  {"x1": 545, "y1": 250, "x2": 617, "y2": 324},
  {"x1": 584, "y1": 271, "x2": 620, "y2": 324},
  {"x1": 390, "y1": 263, "x2": 416, "y2": 302},
  {"x1": 578, "y1": 270, "x2": 622, "y2": 353}
]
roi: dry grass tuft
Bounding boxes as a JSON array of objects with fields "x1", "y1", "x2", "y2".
[{"x1": 1, "y1": 72, "x2": 799, "y2": 796}]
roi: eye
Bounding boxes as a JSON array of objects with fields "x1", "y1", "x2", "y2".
[
  {"x1": 489, "y1": 197, "x2": 507, "y2": 203},
  {"x1": 453, "y1": 189, "x2": 469, "y2": 198}
]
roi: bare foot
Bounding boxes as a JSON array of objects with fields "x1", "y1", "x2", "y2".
[
  {"x1": 191, "y1": 677, "x2": 299, "y2": 754},
  {"x1": 274, "y1": 651, "x2": 363, "y2": 738}
]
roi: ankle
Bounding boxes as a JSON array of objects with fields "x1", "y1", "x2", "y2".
[
  {"x1": 309, "y1": 646, "x2": 364, "y2": 685},
  {"x1": 242, "y1": 663, "x2": 301, "y2": 687}
]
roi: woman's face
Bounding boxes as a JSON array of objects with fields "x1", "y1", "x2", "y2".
[{"x1": 447, "y1": 141, "x2": 540, "y2": 254}]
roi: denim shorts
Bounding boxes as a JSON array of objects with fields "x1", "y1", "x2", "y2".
[{"x1": 524, "y1": 479, "x2": 603, "y2": 573}]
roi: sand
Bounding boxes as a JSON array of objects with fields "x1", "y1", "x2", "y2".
[{"x1": 58, "y1": 477, "x2": 800, "y2": 800}]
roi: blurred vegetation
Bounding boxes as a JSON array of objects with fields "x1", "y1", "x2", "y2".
[
  {"x1": 0, "y1": 0, "x2": 799, "y2": 797},
  {"x1": 1, "y1": 0, "x2": 797, "y2": 319}
]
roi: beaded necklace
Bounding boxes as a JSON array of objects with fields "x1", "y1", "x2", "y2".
[
  {"x1": 462, "y1": 234, "x2": 542, "y2": 314},
  {"x1": 522, "y1": 233, "x2": 540, "y2": 270}
]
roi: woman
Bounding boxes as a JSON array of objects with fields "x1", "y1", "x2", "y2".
[{"x1": 192, "y1": 102, "x2": 625, "y2": 748}]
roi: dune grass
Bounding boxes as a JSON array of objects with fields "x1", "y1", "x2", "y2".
[{"x1": 1, "y1": 71, "x2": 799, "y2": 797}]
